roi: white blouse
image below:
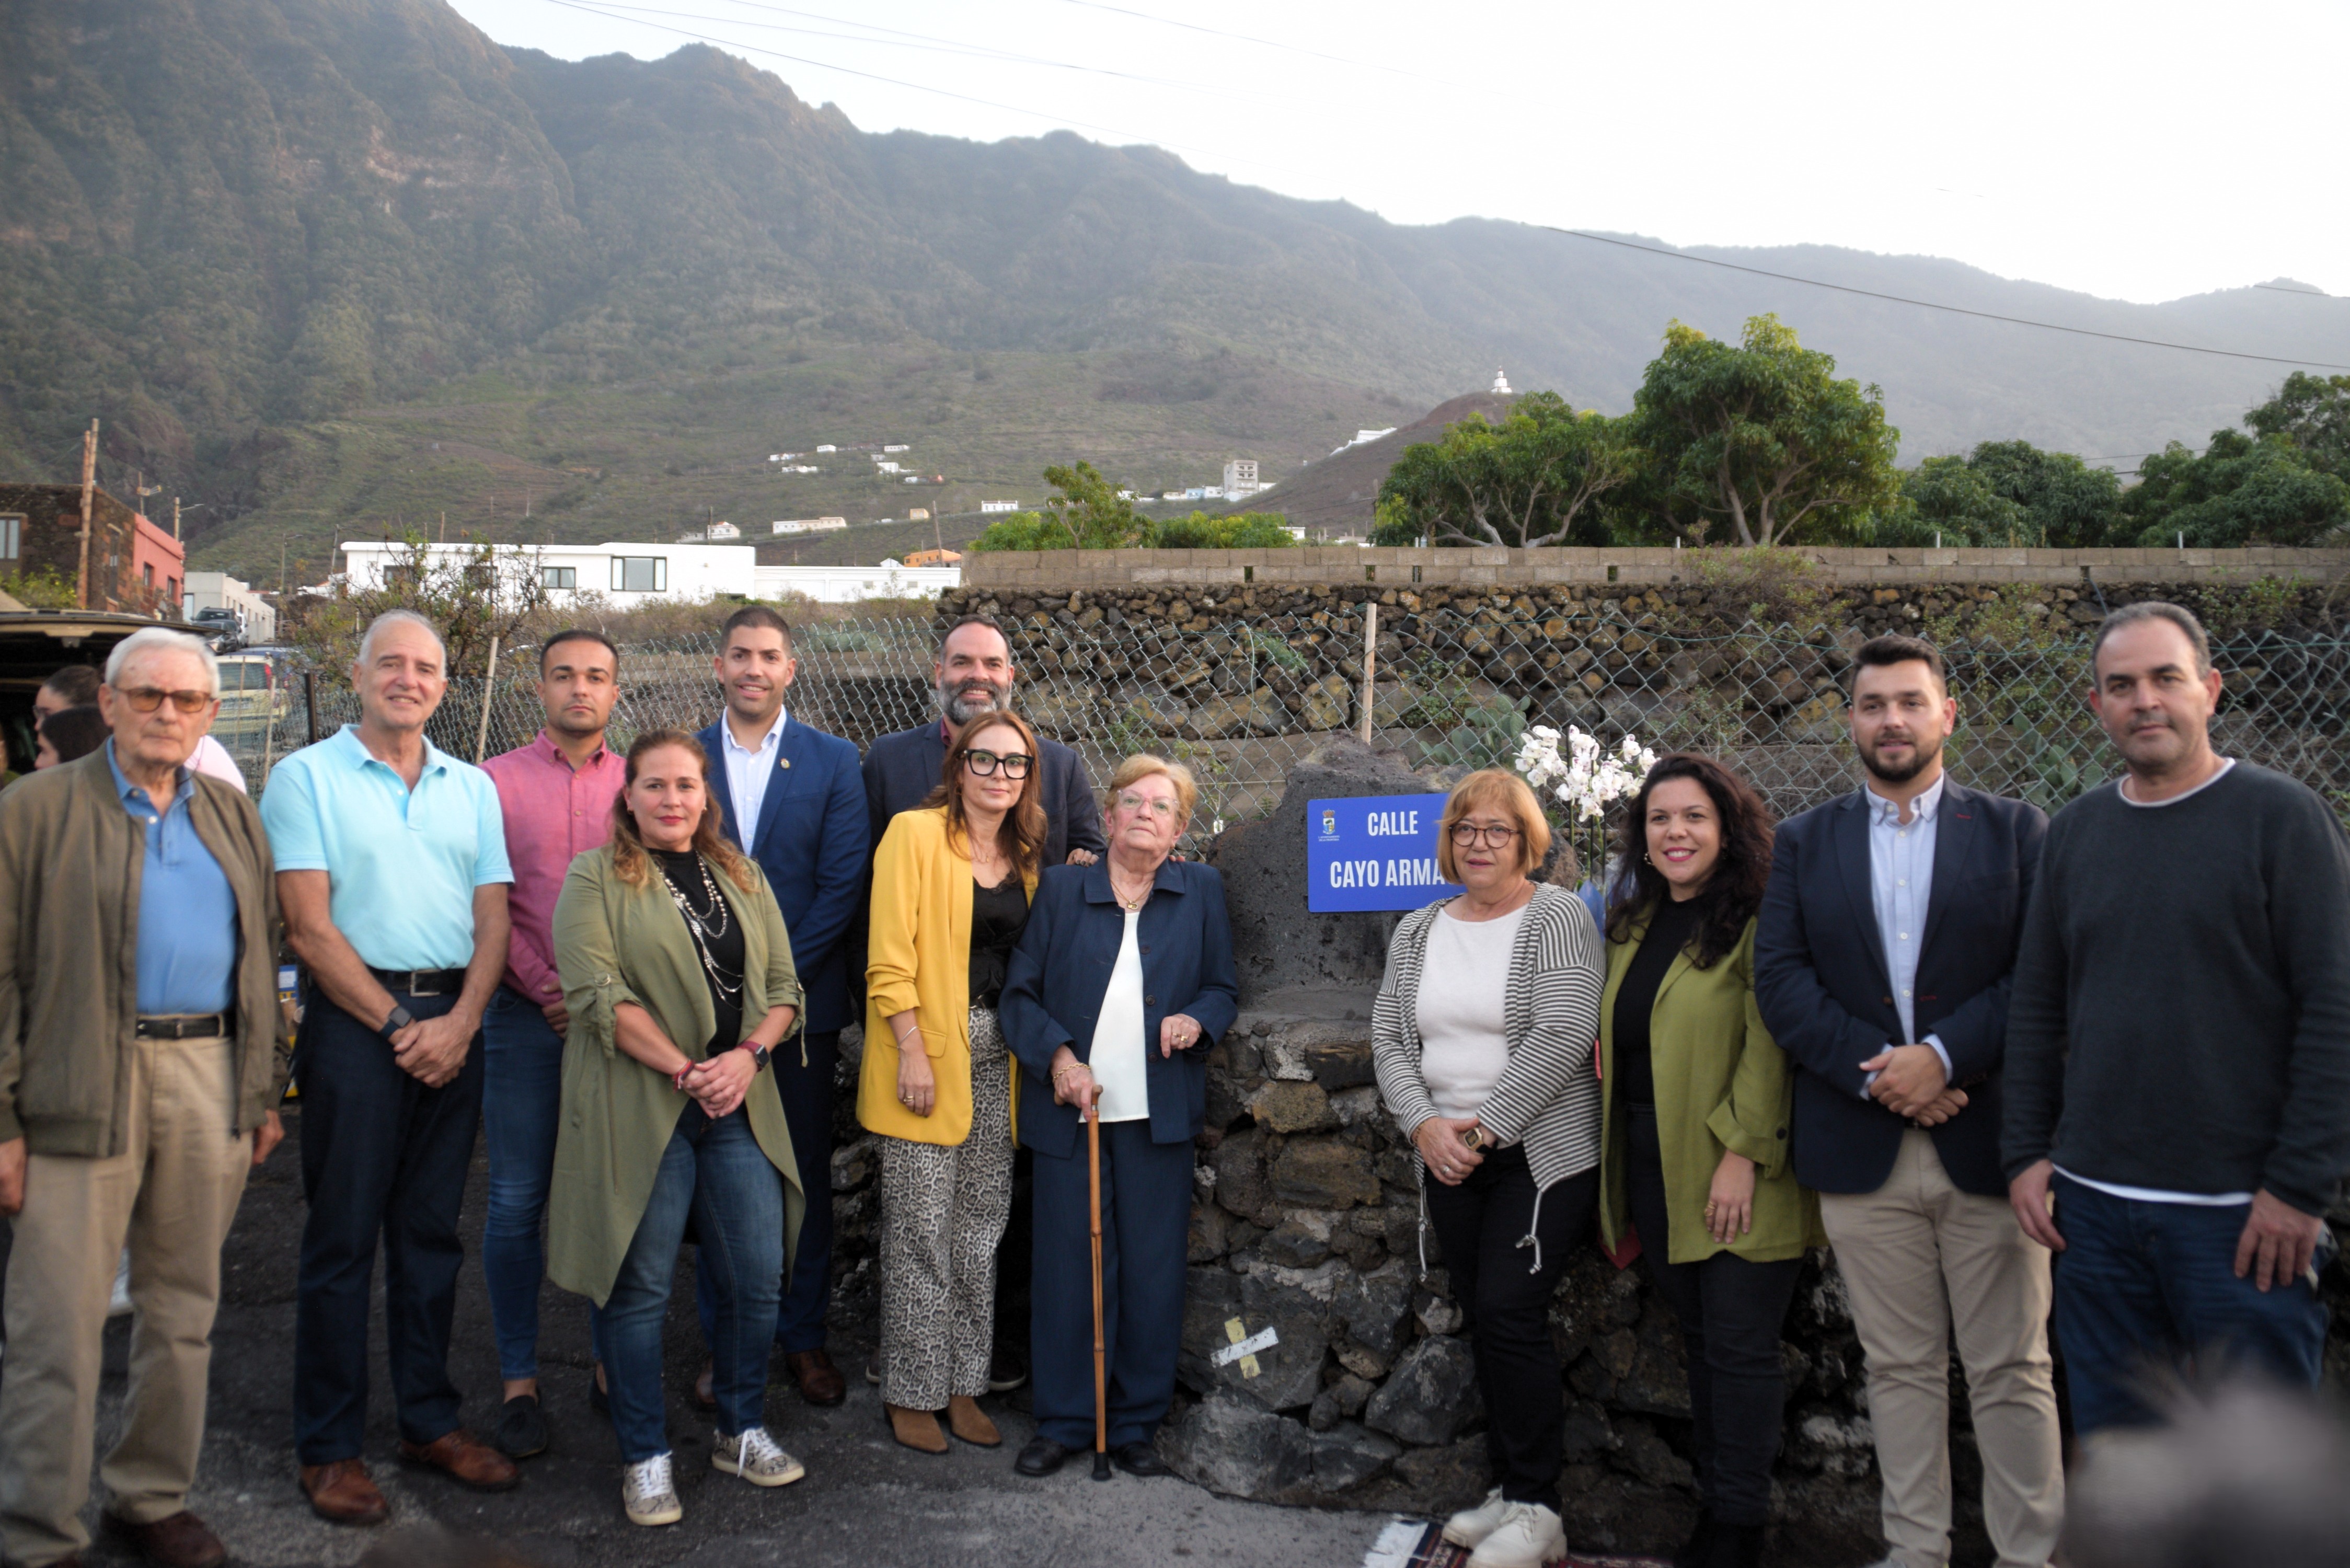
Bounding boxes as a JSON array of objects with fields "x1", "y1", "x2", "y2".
[
  {"x1": 1414, "y1": 902, "x2": 1526, "y2": 1125},
  {"x1": 1087, "y1": 909, "x2": 1151, "y2": 1123}
]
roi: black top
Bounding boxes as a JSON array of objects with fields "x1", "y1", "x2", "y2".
[
  {"x1": 1612, "y1": 894, "x2": 1703, "y2": 1109},
  {"x1": 2003, "y1": 763, "x2": 2350, "y2": 1212},
  {"x1": 654, "y1": 849, "x2": 746, "y2": 1054},
  {"x1": 968, "y1": 874, "x2": 1031, "y2": 1006}
]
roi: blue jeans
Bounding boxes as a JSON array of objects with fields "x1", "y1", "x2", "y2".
[
  {"x1": 604, "y1": 1104, "x2": 785, "y2": 1462},
  {"x1": 292, "y1": 988, "x2": 482, "y2": 1464},
  {"x1": 481, "y1": 986, "x2": 565, "y2": 1383},
  {"x1": 2052, "y1": 1172, "x2": 2333, "y2": 1435},
  {"x1": 697, "y1": 1030, "x2": 837, "y2": 1354}
]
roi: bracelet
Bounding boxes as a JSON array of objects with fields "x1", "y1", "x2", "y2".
[
  {"x1": 672, "y1": 1065, "x2": 693, "y2": 1094},
  {"x1": 894, "y1": 1030, "x2": 920, "y2": 1052}
]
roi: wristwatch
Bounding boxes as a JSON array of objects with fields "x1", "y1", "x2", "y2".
[
  {"x1": 380, "y1": 1003, "x2": 415, "y2": 1041},
  {"x1": 736, "y1": 1040, "x2": 771, "y2": 1073}
]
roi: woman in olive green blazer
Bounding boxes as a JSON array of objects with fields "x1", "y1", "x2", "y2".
[
  {"x1": 1597, "y1": 754, "x2": 1821, "y2": 1568},
  {"x1": 547, "y1": 730, "x2": 807, "y2": 1527}
]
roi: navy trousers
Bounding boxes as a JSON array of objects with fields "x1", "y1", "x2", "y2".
[
  {"x1": 698, "y1": 1030, "x2": 837, "y2": 1353},
  {"x1": 292, "y1": 989, "x2": 483, "y2": 1465},
  {"x1": 1029, "y1": 1120, "x2": 1193, "y2": 1450},
  {"x1": 2052, "y1": 1172, "x2": 2333, "y2": 1435}
]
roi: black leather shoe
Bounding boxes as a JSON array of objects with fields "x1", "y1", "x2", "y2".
[
  {"x1": 494, "y1": 1393, "x2": 548, "y2": 1460},
  {"x1": 1013, "y1": 1436, "x2": 1070, "y2": 1477},
  {"x1": 1112, "y1": 1440, "x2": 1170, "y2": 1478}
]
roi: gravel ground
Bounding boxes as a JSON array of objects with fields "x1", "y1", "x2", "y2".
[{"x1": 26, "y1": 1106, "x2": 1395, "y2": 1568}]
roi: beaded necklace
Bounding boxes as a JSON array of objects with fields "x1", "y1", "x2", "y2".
[{"x1": 659, "y1": 851, "x2": 742, "y2": 1006}]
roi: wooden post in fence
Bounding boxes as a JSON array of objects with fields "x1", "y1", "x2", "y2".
[
  {"x1": 474, "y1": 635, "x2": 500, "y2": 763},
  {"x1": 1357, "y1": 601, "x2": 1378, "y2": 747}
]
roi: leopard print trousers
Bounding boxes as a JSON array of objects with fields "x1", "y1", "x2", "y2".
[{"x1": 878, "y1": 1004, "x2": 1013, "y2": 1410}]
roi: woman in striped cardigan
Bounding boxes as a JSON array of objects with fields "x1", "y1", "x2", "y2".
[{"x1": 1372, "y1": 769, "x2": 1604, "y2": 1568}]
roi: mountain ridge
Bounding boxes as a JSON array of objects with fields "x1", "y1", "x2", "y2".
[{"x1": 4, "y1": 0, "x2": 2345, "y2": 579}]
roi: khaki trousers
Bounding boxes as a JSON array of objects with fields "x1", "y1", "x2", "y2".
[
  {"x1": 1818, "y1": 1129, "x2": 2063, "y2": 1568},
  {"x1": 0, "y1": 1035, "x2": 252, "y2": 1568}
]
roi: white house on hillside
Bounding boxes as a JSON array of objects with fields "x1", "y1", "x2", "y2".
[{"x1": 336, "y1": 539, "x2": 957, "y2": 607}]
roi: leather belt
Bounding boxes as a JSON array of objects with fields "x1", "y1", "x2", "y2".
[
  {"x1": 135, "y1": 1013, "x2": 231, "y2": 1040},
  {"x1": 367, "y1": 967, "x2": 469, "y2": 996}
]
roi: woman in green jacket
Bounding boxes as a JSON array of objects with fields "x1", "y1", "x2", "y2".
[
  {"x1": 1598, "y1": 754, "x2": 1822, "y2": 1568},
  {"x1": 548, "y1": 730, "x2": 807, "y2": 1529}
]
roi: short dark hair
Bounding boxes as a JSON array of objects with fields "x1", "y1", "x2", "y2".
[
  {"x1": 1851, "y1": 633, "x2": 1946, "y2": 690},
  {"x1": 721, "y1": 604, "x2": 793, "y2": 652},
  {"x1": 2092, "y1": 600, "x2": 2211, "y2": 677},
  {"x1": 935, "y1": 614, "x2": 1010, "y2": 659},
  {"x1": 40, "y1": 664, "x2": 100, "y2": 705},
  {"x1": 37, "y1": 704, "x2": 109, "y2": 765},
  {"x1": 539, "y1": 627, "x2": 619, "y2": 674}
]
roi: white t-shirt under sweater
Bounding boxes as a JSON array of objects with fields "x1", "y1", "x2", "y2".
[
  {"x1": 1087, "y1": 909, "x2": 1151, "y2": 1123},
  {"x1": 1415, "y1": 902, "x2": 1526, "y2": 1127}
]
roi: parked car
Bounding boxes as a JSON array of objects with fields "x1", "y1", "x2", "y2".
[
  {"x1": 213, "y1": 650, "x2": 289, "y2": 741},
  {"x1": 0, "y1": 609, "x2": 187, "y2": 777}
]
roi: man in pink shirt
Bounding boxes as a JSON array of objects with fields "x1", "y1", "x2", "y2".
[{"x1": 477, "y1": 629, "x2": 627, "y2": 1461}]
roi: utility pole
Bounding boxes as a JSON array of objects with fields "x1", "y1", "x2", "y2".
[
  {"x1": 77, "y1": 419, "x2": 97, "y2": 609},
  {"x1": 172, "y1": 495, "x2": 182, "y2": 540}
]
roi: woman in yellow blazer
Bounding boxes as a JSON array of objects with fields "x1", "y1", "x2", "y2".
[
  {"x1": 1597, "y1": 754, "x2": 1822, "y2": 1568},
  {"x1": 859, "y1": 707, "x2": 1042, "y2": 1455}
]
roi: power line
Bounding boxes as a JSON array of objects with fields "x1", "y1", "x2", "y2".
[
  {"x1": 1053, "y1": 0, "x2": 1428, "y2": 80},
  {"x1": 540, "y1": 0, "x2": 1261, "y2": 168},
  {"x1": 1542, "y1": 227, "x2": 2350, "y2": 373},
  {"x1": 581, "y1": 0, "x2": 1230, "y2": 93}
]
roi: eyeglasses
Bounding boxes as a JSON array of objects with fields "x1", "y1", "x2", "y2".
[
  {"x1": 1117, "y1": 791, "x2": 1179, "y2": 820},
  {"x1": 1449, "y1": 823, "x2": 1520, "y2": 848},
  {"x1": 118, "y1": 687, "x2": 214, "y2": 715},
  {"x1": 963, "y1": 748, "x2": 1033, "y2": 779}
]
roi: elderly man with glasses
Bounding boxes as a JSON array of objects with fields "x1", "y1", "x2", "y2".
[{"x1": 0, "y1": 628, "x2": 284, "y2": 1568}]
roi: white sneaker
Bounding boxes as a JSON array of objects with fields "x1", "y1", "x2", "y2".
[
  {"x1": 1467, "y1": 1501, "x2": 1568, "y2": 1568},
  {"x1": 108, "y1": 1251, "x2": 133, "y2": 1318},
  {"x1": 622, "y1": 1453, "x2": 682, "y2": 1527},
  {"x1": 1443, "y1": 1486, "x2": 1513, "y2": 1548},
  {"x1": 713, "y1": 1425, "x2": 805, "y2": 1487}
]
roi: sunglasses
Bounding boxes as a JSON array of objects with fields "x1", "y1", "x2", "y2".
[
  {"x1": 963, "y1": 748, "x2": 1033, "y2": 779},
  {"x1": 118, "y1": 687, "x2": 215, "y2": 716}
]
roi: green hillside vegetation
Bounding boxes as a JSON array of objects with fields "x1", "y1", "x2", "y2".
[
  {"x1": 1367, "y1": 321, "x2": 2350, "y2": 550},
  {"x1": 6, "y1": 0, "x2": 2348, "y2": 580}
]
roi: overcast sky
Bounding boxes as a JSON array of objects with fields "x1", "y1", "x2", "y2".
[{"x1": 448, "y1": 0, "x2": 2350, "y2": 306}]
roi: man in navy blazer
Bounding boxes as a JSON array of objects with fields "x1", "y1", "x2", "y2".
[
  {"x1": 690, "y1": 605, "x2": 870, "y2": 1409},
  {"x1": 1754, "y1": 633, "x2": 2061, "y2": 1568},
  {"x1": 861, "y1": 615, "x2": 1104, "y2": 869}
]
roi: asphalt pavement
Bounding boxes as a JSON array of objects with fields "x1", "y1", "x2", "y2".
[{"x1": 41, "y1": 1106, "x2": 1395, "y2": 1568}]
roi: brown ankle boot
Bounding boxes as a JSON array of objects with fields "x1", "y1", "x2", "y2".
[
  {"x1": 946, "y1": 1396, "x2": 1000, "y2": 1447},
  {"x1": 885, "y1": 1403, "x2": 948, "y2": 1454}
]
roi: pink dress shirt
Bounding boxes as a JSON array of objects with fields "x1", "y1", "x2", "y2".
[{"x1": 480, "y1": 731, "x2": 629, "y2": 1008}]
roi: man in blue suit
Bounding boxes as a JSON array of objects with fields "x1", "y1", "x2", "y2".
[
  {"x1": 1754, "y1": 634, "x2": 2062, "y2": 1568},
  {"x1": 692, "y1": 605, "x2": 869, "y2": 1409}
]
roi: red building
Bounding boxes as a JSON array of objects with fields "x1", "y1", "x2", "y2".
[{"x1": 0, "y1": 483, "x2": 185, "y2": 616}]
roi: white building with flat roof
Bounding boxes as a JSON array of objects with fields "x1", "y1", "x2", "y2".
[
  {"x1": 979, "y1": 500, "x2": 1021, "y2": 514},
  {"x1": 337, "y1": 539, "x2": 956, "y2": 606},
  {"x1": 183, "y1": 572, "x2": 276, "y2": 642},
  {"x1": 752, "y1": 563, "x2": 959, "y2": 602},
  {"x1": 772, "y1": 516, "x2": 848, "y2": 535},
  {"x1": 1223, "y1": 458, "x2": 1265, "y2": 497}
]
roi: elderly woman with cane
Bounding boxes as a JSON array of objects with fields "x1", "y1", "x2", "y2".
[
  {"x1": 546, "y1": 730, "x2": 808, "y2": 1528},
  {"x1": 999, "y1": 755, "x2": 1239, "y2": 1479},
  {"x1": 859, "y1": 707, "x2": 1043, "y2": 1454},
  {"x1": 1371, "y1": 768, "x2": 1606, "y2": 1568}
]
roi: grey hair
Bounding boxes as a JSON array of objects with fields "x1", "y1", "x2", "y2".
[
  {"x1": 356, "y1": 608, "x2": 447, "y2": 668},
  {"x1": 105, "y1": 626, "x2": 220, "y2": 697},
  {"x1": 2093, "y1": 600, "x2": 2212, "y2": 677}
]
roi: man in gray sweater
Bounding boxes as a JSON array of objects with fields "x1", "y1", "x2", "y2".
[{"x1": 2003, "y1": 601, "x2": 2350, "y2": 1436}]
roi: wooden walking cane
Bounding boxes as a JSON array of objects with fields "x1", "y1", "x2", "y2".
[{"x1": 1088, "y1": 1092, "x2": 1112, "y2": 1481}]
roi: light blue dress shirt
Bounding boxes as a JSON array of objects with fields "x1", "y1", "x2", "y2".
[
  {"x1": 259, "y1": 725, "x2": 513, "y2": 971},
  {"x1": 109, "y1": 742, "x2": 239, "y2": 1016},
  {"x1": 1863, "y1": 774, "x2": 1952, "y2": 1096},
  {"x1": 720, "y1": 708, "x2": 788, "y2": 841}
]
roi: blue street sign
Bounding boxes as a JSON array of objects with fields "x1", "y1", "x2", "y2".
[{"x1": 1307, "y1": 793, "x2": 1464, "y2": 913}]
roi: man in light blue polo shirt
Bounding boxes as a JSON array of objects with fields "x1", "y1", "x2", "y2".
[{"x1": 260, "y1": 609, "x2": 519, "y2": 1525}]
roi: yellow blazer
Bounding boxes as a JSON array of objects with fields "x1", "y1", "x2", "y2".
[{"x1": 859, "y1": 805, "x2": 1038, "y2": 1147}]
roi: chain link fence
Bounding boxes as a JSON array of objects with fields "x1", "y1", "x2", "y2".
[{"x1": 217, "y1": 606, "x2": 2350, "y2": 838}]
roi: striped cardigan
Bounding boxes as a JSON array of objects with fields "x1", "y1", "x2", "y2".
[{"x1": 1371, "y1": 882, "x2": 1605, "y2": 1273}]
